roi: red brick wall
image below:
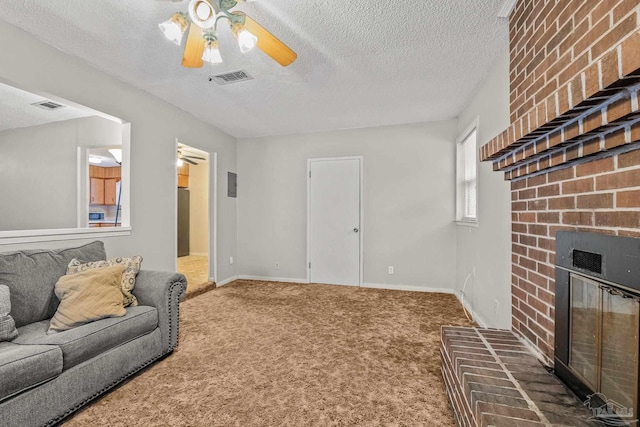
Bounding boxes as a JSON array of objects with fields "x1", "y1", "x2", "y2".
[
  {"x1": 481, "y1": 0, "x2": 640, "y2": 164},
  {"x1": 511, "y1": 150, "x2": 640, "y2": 363},
  {"x1": 509, "y1": 0, "x2": 640, "y2": 125},
  {"x1": 480, "y1": 0, "x2": 640, "y2": 364}
]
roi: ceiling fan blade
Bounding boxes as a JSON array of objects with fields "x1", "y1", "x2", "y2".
[
  {"x1": 182, "y1": 157, "x2": 199, "y2": 165},
  {"x1": 184, "y1": 155, "x2": 207, "y2": 160},
  {"x1": 182, "y1": 23, "x2": 205, "y2": 68},
  {"x1": 240, "y1": 14, "x2": 297, "y2": 67}
]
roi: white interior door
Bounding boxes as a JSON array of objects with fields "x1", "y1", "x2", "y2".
[{"x1": 308, "y1": 158, "x2": 361, "y2": 286}]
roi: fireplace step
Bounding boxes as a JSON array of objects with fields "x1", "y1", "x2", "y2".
[{"x1": 441, "y1": 327, "x2": 599, "y2": 427}]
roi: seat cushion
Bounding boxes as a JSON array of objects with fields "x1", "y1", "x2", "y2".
[
  {"x1": 13, "y1": 305, "x2": 158, "y2": 370},
  {"x1": 0, "y1": 241, "x2": 107, "y2": 327},
  {"x1": 0, "y1": 342, "x2": 63, "y2": 402}
]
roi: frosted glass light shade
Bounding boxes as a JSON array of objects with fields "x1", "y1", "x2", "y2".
[
  {"x1": 237, "y1": 29, "x2": 258, "y2": 53},
  {"x1": 202, "y1": 43, "x2": 223, "y2": 63},
  {"x1": 159, "y1": 13, "x2": 188, "y2": 45}
]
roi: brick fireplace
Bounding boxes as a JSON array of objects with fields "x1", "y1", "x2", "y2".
[{"x1": 479, "y1": 0, "x2": 640, "y2": 368}]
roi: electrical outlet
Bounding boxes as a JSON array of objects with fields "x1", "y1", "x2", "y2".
[
  {"x1": 388, "y1": 266, "x2": 394, "y2": 275},
  {"x1": 229, "y1": 256, "x2": 234, "y2": 265},
  {"x1": 275, "y1": 263, "x2": 280, "y2": 270}
]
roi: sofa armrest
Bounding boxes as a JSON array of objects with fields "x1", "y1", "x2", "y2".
[{"x1": 133, "y1": 271, "x2": 186, "y2": 354}]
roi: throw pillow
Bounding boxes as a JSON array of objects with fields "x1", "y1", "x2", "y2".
[
  {"x1": 0, "y1": 285, "x2": 18, "y2": 341},
  {"x1": 48, "y1": 264, "x2": 127, "y2": 334},
  {"x1": 67, "y1": 255, "x2": 143, "y2": 307}
]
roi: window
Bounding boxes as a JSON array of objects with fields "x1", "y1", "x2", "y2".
[{"x1": 456, "y1": 127, "x2": 478, "y2": 223}]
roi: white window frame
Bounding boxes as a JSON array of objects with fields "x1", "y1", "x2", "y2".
[{"x1": 456, "y1": 119, "x2": 479, "y2": 226}]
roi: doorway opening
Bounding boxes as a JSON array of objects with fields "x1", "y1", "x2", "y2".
[{"x1": 175, "y1": 141, "x2": 217, "y2": 295}]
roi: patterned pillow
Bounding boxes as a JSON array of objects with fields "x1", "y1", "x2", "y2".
[
  {"x1": 67, "y1": 256, "x2": 143, "y2": 307},
  {"x1": 0, "y1": 285, "x2": 18, "y2": 341}
]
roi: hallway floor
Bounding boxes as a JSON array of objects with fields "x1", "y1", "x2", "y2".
[{"x1": 177, "y1": 255, "x2": 213, "y2": 294}]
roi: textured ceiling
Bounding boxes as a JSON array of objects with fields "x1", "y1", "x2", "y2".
[
  {"x1": 0, "y1": 82, "x2": 94, "y2": 132},
  {"x1": 0, "y1": 1, "x2": 509, "y2": 138}
]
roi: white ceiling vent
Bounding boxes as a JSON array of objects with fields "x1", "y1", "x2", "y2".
[
  {"x1": 209, "y1": 70, "x2": 253, "y2": 85},
  {"x1": 32, "y1": 100, "x2": 66, "y2": 111}
]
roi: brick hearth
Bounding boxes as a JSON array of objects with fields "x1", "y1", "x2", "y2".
[{"x1": 440, "y1": 327, "x2": 596, "y2": 426}]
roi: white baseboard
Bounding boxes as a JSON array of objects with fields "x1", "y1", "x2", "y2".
[
  {"x1": 216, "y1": 275, "x2": 238, "y2": 287},
  {"x1": 362, "y1": 283, "x2": 456, "y2": 294},
  {"x1": 237, "y1": 275, "x2": 308, "y2": 284}
]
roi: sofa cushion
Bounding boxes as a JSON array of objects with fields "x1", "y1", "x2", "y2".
[
  {"x1": 0, "y1": 285, "x2": 18, "y2": 341},
  {"x1": 49, "y1": 264, "x2": 127, "y2": 333},
  {"x1": 0, "y1": 241, "x2": 106, "y2": 328},
  {"x1": 0, "y1": 342, "x2": 63, "y2": 402},
  {"x1": 13, "y1": 305, "x2": 158, "y2": 370}
]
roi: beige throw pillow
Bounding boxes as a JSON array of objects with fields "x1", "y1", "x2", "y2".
[
  {"x1": 48, "y1": 264, "x2": 127, "y2": 333},
  {"x1": 0, "y1": 285, "x2": 18, "y2": 341},
  {"x1": 67, "y1": 255, "x2": 142, "y2": 307}
]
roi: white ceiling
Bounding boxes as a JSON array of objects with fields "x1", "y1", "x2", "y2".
[
  {"x1": 0, "y1": 1, "x2": 509, "y2": 138},
  {"x1": 0, "y1": 82, "x2": 94, "y2": 132}
]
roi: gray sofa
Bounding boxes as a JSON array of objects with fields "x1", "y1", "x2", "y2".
[{"x1": 0, "y1": 241, "x2": 187, "y2": 427}]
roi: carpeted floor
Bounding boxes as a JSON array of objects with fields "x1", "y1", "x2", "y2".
[{"x1": 63, "y1": 280, "x2": 473, "y2": 426}]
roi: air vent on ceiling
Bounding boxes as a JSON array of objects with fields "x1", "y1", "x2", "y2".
[
  {"x1": 209, "y1": 70, "x2": 253, "y2": 85},
  {"x1": 32, "y1": 100, "x2": 66, "y2": 111}
]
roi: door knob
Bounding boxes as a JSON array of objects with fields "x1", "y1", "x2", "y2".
[{"x1": 353, "y1": 228, "x2": 359, "y2": 233}]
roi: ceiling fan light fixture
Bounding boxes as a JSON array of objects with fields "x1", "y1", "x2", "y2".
[
  {"x1": 89, "y1": 156, "x2": 102, "y2": 164},
  {"x1": 188, "y1": 0, "x2": 216, "y2": 29},
  {"x1": 176, "y1": 158, "x2": 184, "y2": 167},
  {"x1": 232, "y1": 23, "x2": 257, "y2": 53},
  {"x1": 159, "y1": 12, "x2": 189, "y2": 45},
  {"x1": 203, "y1": 41, "x2": 223, "y2": 64}
]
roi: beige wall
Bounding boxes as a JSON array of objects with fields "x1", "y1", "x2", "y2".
[
  {"x1": 0, "y1": 21, "x2": 237, "y2": 283},
  {"x1": 237, "y1": 120, "x2": 458, "y2": 289},
  {"x1": 455, "y1": 51, "x2": 512, "y2": 328},
  {"x1": 188, "y1": 162, "x2": 209, "y2": 256}
]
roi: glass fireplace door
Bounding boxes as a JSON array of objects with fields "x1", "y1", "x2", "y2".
[
  {"x1": 570, "y1": 273, "x2": 639, "y2": 415},
  {"x1": 570, "y1": 275, "x2": 600, "y2": 390},
  {"x1": 601, "y1": 287, "x2": 639, "y2": 413}
]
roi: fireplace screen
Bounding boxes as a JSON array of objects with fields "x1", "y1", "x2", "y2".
[{"x1": 570, "y1": 273, "x2": 639, "y2": 413}]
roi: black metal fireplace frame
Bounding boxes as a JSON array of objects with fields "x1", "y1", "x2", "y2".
[{"x1": 555, "y1": 231, "x2": 640, "y2": 423}]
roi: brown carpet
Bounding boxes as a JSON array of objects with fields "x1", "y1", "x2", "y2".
[{"x1": 63, "y1": 280, "x2": 473, "y2": 426}]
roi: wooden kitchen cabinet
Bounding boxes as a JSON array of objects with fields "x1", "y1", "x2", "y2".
[
  {"x1": 177, "y1": 163, "x2": 189, "y2": 188},
  {"x1": 90, "y1": 178, "x2": 105, "y2": 205},
  {"x1": 90, "y1": 166, "x2": 121, "y2": 179},
  {"x1": 104, "y1": 179, "x2": 118, "y2": 205}
]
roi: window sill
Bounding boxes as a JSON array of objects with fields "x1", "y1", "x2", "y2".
[
  {"x1": 0, "y1": 227, "x2": 132, "y2": 245},
  {"x1": 455, "y1": 220, "x2": 479, "y2": 228}
]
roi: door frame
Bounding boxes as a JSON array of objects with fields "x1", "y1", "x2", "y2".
[
  {"x1": 173, "y1": 139, "x2": 218, "y2": 283},
  {"x1": 306, "y1": 156, "x2": 364, "y2": 286}
]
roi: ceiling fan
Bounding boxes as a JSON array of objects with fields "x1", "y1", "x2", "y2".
[
  {"x1": 177, "y1": 147, "x2": 206, "y2": 165},
  {"x1": 157, "y1": 0, "x2": 297, "y2": 68}
]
